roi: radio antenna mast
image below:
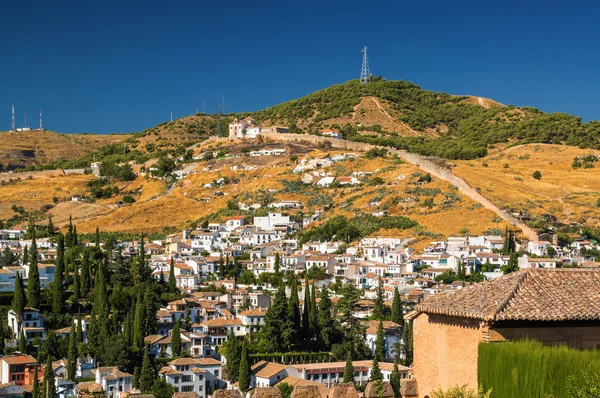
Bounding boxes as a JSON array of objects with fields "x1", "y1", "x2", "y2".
[
  {"x1": 11, "y1": 105, "x2": 15, "y2": 131},
  {"x1": 360, "y1": 46, "x2": 372, "y2": 85},
  {"x1": 39, "y1": 110, "x2": 43, "y2": 130}
]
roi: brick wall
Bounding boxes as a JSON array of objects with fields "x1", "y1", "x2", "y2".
[
  {"x1": 413, "y1": 313, "x2": 482, "y2": 398},
  {"x1": 490, "y1": 324, "x2": 600, "y2": 350}
]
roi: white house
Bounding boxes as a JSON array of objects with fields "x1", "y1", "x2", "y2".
[
  {"x1": 364, "y1": 320, "x2": 403, "y2": 360},
  {"x1": 159, "y1": 357, "x2": 223, "y2": 398},
  {"x1": 254, "y1": 213, "x2": 290, "y2": 231},
  {"x1": 94, "y1": 366, "x2": 133, "y2": 398},
  {"x1": 527, "y1": 240, "x2": 552, "y2": 257},
  {"x1": 8, "y1": 308, "x2": 45, "y2": 341}
]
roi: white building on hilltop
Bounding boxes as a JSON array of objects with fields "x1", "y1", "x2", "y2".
[{"x1": 254, "y1": 213, "x2": 290, "y2": 231}]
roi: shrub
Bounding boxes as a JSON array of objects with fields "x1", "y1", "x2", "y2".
[
  {"x1": 123, "y1": 195, "x2": 136, "y2": 204},
  {"x1": 532, "y1": 170, "x2": 542, "y2": 180}
]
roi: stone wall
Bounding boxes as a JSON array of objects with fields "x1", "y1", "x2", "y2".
[{"x1": 412, "y1": 313, "x2": 482, "y2": 398}]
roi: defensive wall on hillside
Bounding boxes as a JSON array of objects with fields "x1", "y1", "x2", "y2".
[{"x1": 261, "y1": 132, "x2": 539, "y2": 241}]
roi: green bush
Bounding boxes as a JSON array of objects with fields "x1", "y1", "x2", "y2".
[
  {"x1": 532, "y1": 170, "x2": 542, "y2": 180},
  {"x1": 478, "y1": 340, "x2": 600, "y2": 398}
]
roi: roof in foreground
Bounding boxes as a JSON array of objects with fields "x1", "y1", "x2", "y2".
[{"x1": 415, "y1": 269, "x2": 600, "y2": 322}]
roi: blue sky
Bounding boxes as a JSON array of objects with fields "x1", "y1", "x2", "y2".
[{"x1": 1, "y1": 0, "x2": 599, "y2": 134}]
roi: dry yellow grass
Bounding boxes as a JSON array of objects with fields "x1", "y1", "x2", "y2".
[
  {"x1": 454, "y1": 144, "x2": 600, "y2": 226},
  {"x1": 0, "y1": 130, "x2": 127, "y2": 169}
]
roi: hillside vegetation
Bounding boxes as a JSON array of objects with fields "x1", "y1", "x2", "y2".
[
  {"x1": 246, "y1": 79, "x2": 600, "y2": 160},
  {"x1": 0, "y1": 130, "x2": 127, "y2": 170}
]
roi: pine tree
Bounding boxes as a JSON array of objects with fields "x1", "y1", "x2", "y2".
[
  {"x1": 168, "y1": 257, "x2": 176, "y2": 293},
  {"x1": 390, "y1": 361, "x2": 401, "y2": 397},
  {"x1": 67, "y1": 322, "x2": 77, "y2": 381},
  {"x1": 317, "y1": 287, "x2": 336, "y2": 349},
  {"x1": 375, "y1": 320, "x2": 385, "y2": 361},
  {"x1": 171, "y1": 321, "x2": 182, "y2": 357},
  {"x1": 372, "y1": 279, "x2": 386, "y2": 321},
  {"x1": 390, "y1": 287, "x2": 403, "y2": 325},
  {"x1": 27, "y1": 229, "x2": 41, "y2": 309},
  {"x1": 139, "y1": 348, "x2": 154, "y2": 392},
  {"x1": 370, "y1": 356, "x2": 383, "y2": 381},
  {"x1": 288, "y1": 278, "x2": 301, "y2": 333},
  {"x1": 12, "y1": 272, "x2": 25, "y2": 333},
  {"x1": 133, "y1": 291, "x2": 144, "y2": 352},
  {"x1": 401, "y1": 321, "x2": 413, "y2": 366},
  {"x1": 238, "y1": 339, "x2": 250, "y2": 393},
  {"x1": 18, "y1": 329, "x2": 27, "y2": 353},
  {"x1": 343, "y1": 354, "x2": 354, "y2": 383},
  {"x1": 32, "y1": 364, "x2": 40, "y2": 398},
  {"x1": 302, "y1": 278, "x2": 311, "y2": 342}
]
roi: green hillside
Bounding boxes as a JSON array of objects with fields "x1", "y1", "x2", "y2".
[{"x1": 246, "y1": 79, "x2": 600, "y2": 159}]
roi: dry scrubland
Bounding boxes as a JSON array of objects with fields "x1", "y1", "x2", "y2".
[
  {"x1": 454, "y1": 144, "x2": 600, "y2": 226},
  {"x1": 0, "y1": 130, "x2": 127, "y2": 168}
]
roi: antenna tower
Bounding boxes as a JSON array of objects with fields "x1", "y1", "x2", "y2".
[
  {"x1": 39, "y1": 110, "x2": 43, "y2": 130},
  {"x1": 11, "y1": 105, "x2": 15, "y2": 131},
  {"x1": 360, "y1": 46, "x2": 372, "y2": 85},
  {"x1": 24, "y1": 110, "x2": 27, "y2": 129}
]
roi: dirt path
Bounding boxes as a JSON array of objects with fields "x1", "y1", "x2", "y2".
[{"x1": 261, "y1": 132, "x2": 539, "y2": 240}]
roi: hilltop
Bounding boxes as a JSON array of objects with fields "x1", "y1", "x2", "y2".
[{"x1": 244, "y1": 79, "x2": 600, "y2": 159}]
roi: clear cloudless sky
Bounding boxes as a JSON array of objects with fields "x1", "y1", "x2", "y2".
[{"x1": 1, "y1": 0, "x2": 599, "y2": 134}]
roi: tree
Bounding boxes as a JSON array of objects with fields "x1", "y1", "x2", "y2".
[
  {"x1": 132, "y1": 291, "x2": 144, "y2": 351},
  {"x1": 317, "y1": 287, "x2": 337, "y2": 349},
  {"x1": 370, "y1": 356, "x2": 383, "y2": 381},
  {"x1": 133, "y1": 367, "x2": 140, "y2": 389},
  {"x1": 260, "y1": 285, "x2": 293, "y2": 352},
  {"x1": 47, "y1": 215, "x2": 55, "y2": 236},
  {"x1": 0, "y1": 246, "x2": 15, "y2": 267},
  {"x1": 308, "y1": 282, "x2": 318, "y2": 340},
  {"x1": 139, "y1": 348, "x2": 154, "y2": 392},
  {"x1": 278, "y1": 383, "x2": 294, "y2": 398},
  {"x1": 375, "y1": 320, "x2": 385, "y2": 362},
  {"x1": 223, "y1": 329, "x2": 241, "y2": 382},
  {"x1": 67, "y1": 322, "x2": 77, "y2": 380},
  {"x1": 32, "y1": 364, "x2": 40, "y2": 398},
  {"x1": 390, "y1": 287, "x2": 403, "y2": 325},
  {"x1": 43, "y1": 357, "x2": 56, "y2": 398},
  {"x1": 171, "y1": 321, "x2": 182, "y2": 357},
  {"x1": 168, "y1": 257, "x2": 177, "y2": 293},
  {"x1": 152, "y1": 378, "x2": 176, "y2": 398},
  {"x1": 402, "y1": 321, "x2": 413, "y2": 366},
  {"x1": 501, "y1": 252, "x2": 519, "y2": 274},
  {"x1": 390, "y1": 362, "x2": 401, "y2": 397},
  {"x1": 18, "y1": 329, "x2": 27, "y2": 353},
  {"x1": 218, "y1": 255, "x2": 226, "y2": 279},
  {"x1": 238, "y1": 339, "x2": 250, "y2": 392},
  {"x1": 430, "y1": 385, "x2": 492, "y2": 398},
  {"x1": 532, "y1": 170, "x2": 542, "y2": 180},
  {"x1": 566, "y1": 371, "x2": 600, "y2": 398},
  {"x1": 302, "y1": 278, "x2": 311, "y2": 342},
  {"x1": 343, "y1": 354, "x2": 354, "y2": 383},
  {"x1": 27, "y1": 230, "x2": 41, "y2": 309},
  {"x1": 22, "y1": 245, "x2": 28, "y2": 265},
  {"x1": 288, "y1": 278, "x2": 301, "y2": 334},
  {"x1": 274, "y1": 253, "x2": 280, "y2": 274},
  {"x1": 372, "y1": 279, "x2": 387, "y2": 320},
  {"x1": 52, "y1": 234, "x2": 65, "y2": 314},
  {"x1": 12, "y1": 272, "x2": 25, "y2": 332}
]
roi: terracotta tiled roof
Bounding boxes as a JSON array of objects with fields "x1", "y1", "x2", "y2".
[
  {"x1": 2, "y1": 355, "x2": 37, "y2": 365},
  {"x1": 239, "y1": 307, "x2": 268, "y2": 317},
  {"x1": 200, "y1": 317, "x2": 242, "y2": 327},
  {"x1": 77, "y1": 382, "x2": 103, "y2": 393},
  {"x1": 254, "y1": 362, "x2": 287, "y2": 378},
  {"x1": 416, "y1": 269, "x2": 600, "y2": 322},
  {"x1": 362, "y1": 320, "x2": 402, "y2": 335}
]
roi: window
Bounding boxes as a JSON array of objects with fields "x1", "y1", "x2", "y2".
[
  {"x1": 182, "y1": 375, "x2": 193, "y2": 383},
  {"x1": 174, "y1": 377, "x2": 180, "y2": 384},
  {"x1": 181, "y1": 386, "x2": 194, "y2": 392},
  {"x1": 214, "y1": 370, "x2": 219, "y2": 377}
]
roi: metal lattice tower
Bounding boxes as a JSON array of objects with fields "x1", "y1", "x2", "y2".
[
  {"x1": 360, "y1": 46, "x2": 372, "y2": 84},
  {"x1": 11, "y1": 105, "x2": 15, "y2": 131},
  {"x1": 39, "y1": 110, "x2": 43, "y2": 130}
]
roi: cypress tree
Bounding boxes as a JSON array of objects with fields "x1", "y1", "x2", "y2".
[
  {"x1": 80, "y1": 251, "x2": 90, "y2": 297},
  {"x1": 22, "y1": 245, "x2": 28, "y2": 265},
  {"x1": 143, "y1": 286, "x2": 157, "y2": 336},
  {"x1": 95, "y1": 226, "x2": 100, "y2": 249},
  {"x1": 124, "y1": 310, "x2": 134, "y2": 346},
  {"x1": 274, "y1": 253, "x2": 280, "y2": 274},
  {"x1": 73, "y1": 225, "x2": 78, "y2": 247},
  {"x1": 343, "y1": 354, "x2": 354, "y2": 383},
  {"x1": 390, "y1": 361, "x2": 401, "y2": 397},
  {"x1": 302, "y1": 278, "x2": 310, "y2": 341},
  {"x1": 317, "y1": 287, "x2": 335, "y2": 349},
  {"x1": 66, "y1": 215, "x2": 74, "y2": 247},
  {"x1": 218, "y1": 255, "x2": 225, "y2": 279},
  {"x1": 308, "y1": 282, "x2": 318, "y2": 337},
  {"x1": 375, "y1": 320, "x2": 385, "y2": 361},
  {"x1": 401, "y1": 321, "x2": 413, "y2": 366},
  {"x1": 133, "y1": 291, "x2": 144, "y2": 352},
  {"x1": 27, "y1": 229, "x2": 41, "y2": 309},
  {"x1": 390, "y1": 287, "x2": 403, "y2": 325},
  {"x1": 168, "y1": 257, "x2": 176, "y2": 293},
  {"x1": 372, "y1": 279, "x2": 386, "y2": 321},
  {"x1": 52, "y1": 235, "x2": 64, "y2": 314},
  {"x1": 171, "y1": 321, "x2": 182, "y2": 357},
  {"x1": 139, "y1": 235, "x2": 146, "y2": 267},
  {"x1": 133, "y1": 366, "x2": 140, "y2": 389},
  {"x1": 12, "y1": 272, "x2": 26, "y2": 332},
  {"x1": 47, "y1": 215, "x2": 55, "y2": 236},
  {"x1": 370, "y1": 356, "x2": 383, "y2": 382},
  {"x1": 139, "y1": 348, "x2": 154, "y2": 392},
  {"x1": 238, "y1": 339, "x2": 250, "y2": 393},
  {"x1": 43, "y1": 357, "x2": 56, "y2": 398},
  {"x1": 73, "y1": 261, "x2": 80, "y2": 302},
  {"x1": 76, "y1": 312, "x2": 83, "y2": 345},
  {"x1": 288, "y1": 278, "x2": 301, "y2": 333},
  {"x1": 93, "y1": 261, "x2": 106, "y2": 314},
  {"x1": 261, "y1": 284, "x2": 292, "y2": 352},
  {"x1": 224, "y1": 329, "x2": 241, "y2": 382},
  {"x1": 18, "y1": 329, "x2": 27, "y2": 353},
  {"x1": 0, "y1": 324, "x2": 5, "y2": 355},
  {"x1": 32, "y1": 364, "x2": 40, "y2": 398},
  {"x1": 67, "y1": 322, "x2": 77, "y2": 381}
]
